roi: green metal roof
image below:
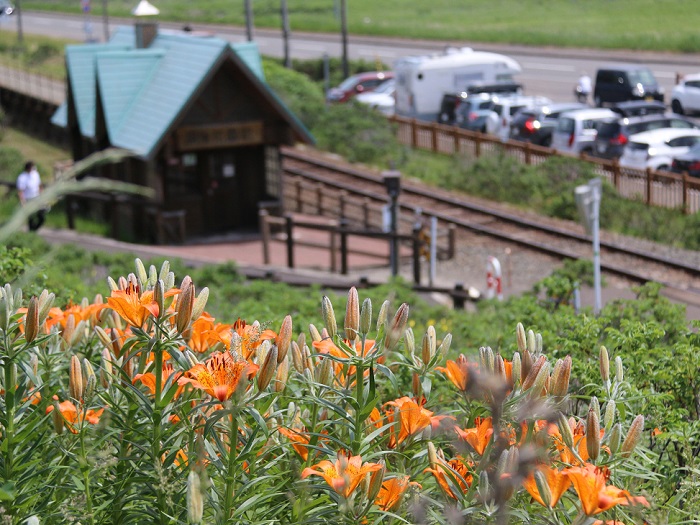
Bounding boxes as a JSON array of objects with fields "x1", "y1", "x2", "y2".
[{"x1": 52, "y1": 25, "x2": 313, "y2": 158}]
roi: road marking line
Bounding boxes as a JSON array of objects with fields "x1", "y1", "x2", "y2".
[{"x1": 522, "y1": 62, "x2": 576, "y2": 72}]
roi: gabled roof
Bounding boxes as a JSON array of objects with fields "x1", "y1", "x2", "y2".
[{"x1": 52, "y1": 25, "x2": 313, "y2": 158}]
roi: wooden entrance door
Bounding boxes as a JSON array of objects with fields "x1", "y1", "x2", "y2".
[{"x1": 203, "y1": 150, "x2": 241, "y2": 233}]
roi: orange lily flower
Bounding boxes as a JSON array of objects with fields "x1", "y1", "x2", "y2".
[
  {"x1": 178, "y1": 351, "x2": 258, "y2": 402},
  {"x1": 565, "y1": 464, "x2": 649, "y2": 515},
  {"x1": 375, "y1": 475, "x2": 421, "y2": 512},
  {"x1": 133, "y1": 362, "x2": 184, "y2": 399},
  {"x1": 436, "y1": 354, "x2": 477, "y2": 392},
  {"x1": 385, "y1": 397, "x2": 453, "y2": 447},
  {"x1": 278, "y1": 427, "x2": 312, "y2": 461},
  {"x1": 523, "y1": 464, "x2": 572, "y2": 508},
  {"x1": 313, "y1": 337, "x2": 382, "y2": 383},
  {"x1": 454, "y1": 417, "x2": 494, "y2": 455},
  {"x1": 424, "y1": 455, "x2": 473, "y2": 499},
  {"x1": 46, "y1": 399, "x2": 104, "y2": 434},
  {"x1": 107, "y1": 284, "x2": 176, "y2": 328},
  {"x1": 232, "y1": 319, "x2": 277, "y2": 360},
  {"x1": 301, "y1": 451, "x2": 382, "y2": 498}
]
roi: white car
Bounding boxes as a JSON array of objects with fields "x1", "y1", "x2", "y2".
[
  {"x1": 619, "y1": 128, "x2": 700, "y2": 171},
  {"x1": 551, "y1": 108, "x2": 618, "y2": 155},
  {"x1": 355, "y1": 78, "x2": 395, "y2": 116},
  {"x1": 472, "y1": 94, "x2": 552, "y2": 141},
  {"x1": 671, "y1": 73, "x2": 700, "y2": 116}
]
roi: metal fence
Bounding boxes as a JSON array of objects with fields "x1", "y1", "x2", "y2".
[
  {"x1": 0, "y1": 65, "x2": 65, "y2": 106},
  {"x1": 390, "y1": 115, "x2": 700, "y2": 214}
]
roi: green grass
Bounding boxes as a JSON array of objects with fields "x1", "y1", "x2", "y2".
[
  {"x1": 0, "y1": 27, "x2": 74, "y2": 79},
  {"x1": 25, "y1": 0, "x2": 700, "y2": 53}
]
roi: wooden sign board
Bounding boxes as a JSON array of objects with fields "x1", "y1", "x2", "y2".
[{"x1": 175, "y1": 122, "x2": 264, "y2": 151}]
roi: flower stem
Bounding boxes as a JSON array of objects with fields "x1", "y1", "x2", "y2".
[
  {"x1": 151, "y1": 345, "x2": 168, "y2": 525},
  {"x1": 352, "y1": 359, "x2": 364, "y2": 455},
  {"x1": 222, "y1": 407, "x2": 240, "y2": 523},
  {"x1": 2, "y1": 334, "x2": 15, "y2": 512},
  {"x1": 79, "y1": 409, "x2": 95, "y2": 525}
]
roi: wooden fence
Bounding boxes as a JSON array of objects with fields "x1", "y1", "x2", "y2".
[{"x1": 390, "y1": 115, "x2": 700, "y2": 214}]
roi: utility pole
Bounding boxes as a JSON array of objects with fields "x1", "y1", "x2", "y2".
[
  {"x1": 281, "y1": 0, "x2": 290, "y2": 68},
  {"x1": 15, "y1": 0, "x2": 23, "y2": 45},
  {"x1": 244, "y1": 0, "x2": 254, "y2": 41},
  {"x1": 340, "y1": 0, "x2": 348, "y2": 78},
  {"x1": 102, "y1": 0, "x2": 109, "y2": 41},
  {"x1": 574, "y1": 178, "x2": 602, "y2": 315}
]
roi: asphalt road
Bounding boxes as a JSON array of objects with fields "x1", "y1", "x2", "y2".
[{"x1": 4, "y1": 10, "x2": 700, "y2": 106}]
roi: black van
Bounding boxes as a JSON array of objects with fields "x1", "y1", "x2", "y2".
[{"x1": 593, "y1": 65, "x2": 664, "y2": 107}]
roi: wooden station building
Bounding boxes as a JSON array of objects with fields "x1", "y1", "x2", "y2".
[{"x1": 52, "y1": 22, "x2": 313, "y2": 243}]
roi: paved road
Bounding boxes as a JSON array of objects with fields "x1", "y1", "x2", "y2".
[{"x1": 5, "y1": 11, "x2": 700, "y2": 106}]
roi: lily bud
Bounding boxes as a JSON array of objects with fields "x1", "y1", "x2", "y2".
[
  {"x1": 303, "y1": 344, "x2": 314, "y2": 373},
  {"x1": 175, "y1": 281, "x2": 195, "y2": 335},
  {"x1": 534, "y1": 469, "x2": 552, "y2": 508},
  {"x1": 494, "y1": 354, "x2": 506, "y2": 383},
  {"x1": 25, "y1": 296, "x2": 39, "y2": 344},
  {"x1": 608, "y1": 423, "x2": 622, "y2": 455},
  {"x1": 516, "y1": 322, "x2": 526, "y2": 352},
  {"x1": 291, "y1": 341, "x2": 304, "y2": 374},
  {"x1": 551, "y1": 355, "x2": 572, "y2": 398},
  {"x1": 383, "y1": 303, "x2": 409, "y2": 353},
  {"x1": 527, "y1": 329, "x2": 536, "y2": 355},
  {"x1": 257, "y1": 346, "x2": 278, "y2": 391},
  {"x1": 422, "y1": 326, "x2": 436, "y2": 365},
  {"x1": 604, "y1": 400, "x2": 616, "y2": 431},
  {"x1": 134, "y1": 258, "x2": 148, "y2": 288},
  {"x1": 308, "y1": 323, "x2": 322, "y2": 343},
  {"x1": 51, "y1": 399, "x2": 64, "y2": 435},
  {"x1": 62, "y1": 315, "x2": 76, "y2": 349},
  {"x1": 412, "y1": 372, "x2": 421, "y2": 398},
  {"x1": 69, "y1": 355, "x2": 84, "y2": 401},
  {"x1": 586, "y1": 406, "x2": 601, "y2": 461},
  {"x1": 511, "y1": 352, "x2": 521, "y2": 387},
  {"x1": 590, "y1": 396, "x2": 600, "y2": 423},
  {"x1": 615, "y1": 356, "x2": 624, "y2": 383},
  {"x1": 521, "y1": 355, "x2": 547, "y2": 392},
  {"x1": 359, "y1": 298, "x2": 372, "y2": 336},
  {"x1": 276, "y1": 315, "x2": 293, "y2": 364},
  {"x1": 184, "y1": 350, "x2": 199, "y2": 368},
  {"x1": 191, "y1": 287, "x2": 209, "y2": 322},
  {"x1": 100, "y1": 348, "x2": 113, "y2": 388},
  {"x1": 521, "y1": 348, "x2": 533, "y2": 382},
  {"x1": 620, "y1": 415, "x2": 644, "y2": 458},
  {"x1": 478, "y1": 470, "x2": 491, "y2": 503},
  {"x1": 404, "y1": 328, "x2": 416, "y2": 363},
  {"x1": 479, "y1": 346, "x2": 494, "y2": 373},
  {"x1": 436, "y1": 333, "x2": 452, "y2": 363},
  {"x1": 344, "y1": 287, "x2": 359, "y2": 343},
  {"x1": 600, "y1": 345, "x2": 610, "y2": 387},
  {"x1": 376, "y1": 300, "x2": 390, "y2": 334},
  {"x1": 83, "y1": 359, "x2": 97, "y2": 400},
  {"x1": 367, "y1": 460, "x2": 386, "y2": 502},
  {"x1": 187, "y1": 470, "x2": 204, "y2": 524},
  {"x1": 107, "y1": 276, "x2": 119, "y2": 292},
  {"x1": 557, "y1": 413, "x2": 575, "y2": 450},
  {"x1": 37, "y1": 289, "x2": 55, "y2": 325},
  {"x1": 321, "y1": 296, "x2": 337, "y2": 340},
  {"x1": 529, "y1": 360, "x2": 550, "y2": 398},
  {"x1": 147, "y1": 264, "x2": 158, "y2": 288},
  {"x1": 316, "y1": 356, "x2": 333, "y2": 387},
  {"x1": 275, "y1": 354, "x2": 290, "y2": 393},
  {"x1": 110, "y1": 328, "x2": 123, "y2": 358},
  {"x1": 158, "y1": 260, "x2": 171, "y2": 282},
  {"x1": 427, "y1": 442, "x2": 439, "y2": 469}
]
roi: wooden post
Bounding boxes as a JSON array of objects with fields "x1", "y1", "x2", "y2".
[
  {"x1": 452, "y1": 127, "x2": 459, "y2": 154},
  {"x1": 612, "y1": 159, "x2": 620, "y2": 190},
  {"x1": 412, "y1": 223, "x2": 421, "y2": 285},
  {"x1": 411, "y1": 118, "x2": 418, "y2": 148},
  {"x1": 259, "y1": 209, "x2": 271, "y2": 264},
  {"x1": 330, "y1": 223, "x2": 338, "y2": 272},
  {"x1": 316, "y1": 184, "x2": 324, "y2": 215},
  {"x1": 524, "y1": 142, "x2": 531, "y2": 165},
  {"x1": 431, "y1": 122, "x2": 439, "y2": 153},
  {"x1": 646, "y1": 168, "x2": 653, "y2": 206},
  {"x1": 339, "y1": 189, "x2": 347, "y2": 220},
  {"x1": 295, "y1": 178, "x2": 303, "y2": 213},
  {"x1": 475, "y1": 133, "x2": 481, "y2": 158},
  {"x1": 447, "y1": 224, "x2": 456, "y2": 260},
  {"x1": 363, "y1": 198, "x2": 370, "y2": 229},
  {"x1": 340, "y1": 219, "x2": 349, "y2": 275},
  {"x1": 682, "y1": 172, "x2": 689, "y2": 214},
  {"x1": 285, "y1": 214, "x2": 294, "y2": 269}
]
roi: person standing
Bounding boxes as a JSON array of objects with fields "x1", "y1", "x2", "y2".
[
  {"x1": 17, "y1": 161, "x2": 45, "y2": 232},
  {"x1": 576, "y1": 72, "x2": 592, "y2": 104}
]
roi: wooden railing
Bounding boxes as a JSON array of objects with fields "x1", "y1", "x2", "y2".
[{"x1": 390, "y1": 115, "x2": 700, "y2": 214}]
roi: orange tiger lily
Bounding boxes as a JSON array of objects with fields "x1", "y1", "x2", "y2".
[
  {"x1": 375, "y1": 475, "x2": 421, "y2": 512},
  {"x1": 565, "y1": 464, "x2": 649, "y2": 515},
  {"x1": 107, "y1": 284, "x2": 178, "y2": 328},
  {"x1": 384, "y1": 397, "x2": 453, "y2": 447},
  {"x1": 436, "y1": 354, "x2": 477, "y2": 392},
  {"x1": 232, "y1": 319, "x2": 277, "y2": 360},
  {"x1": 46, "y1": 399, "x2": 104, "y2": 434},
  {"x1": 424, "y1": 455, "x2": 473, "y2": 499},
  {"x1": 278, "y1": 427, "x2": 312, "y2": 461},
  {"x1": 301, "y1": 451, "x2": 382, "y2": 498},
  {"x1": 454, "y1": 417, "x2": 494, "y2": 455},
  {"x1": 133, "y1": 362, "x2": 184, "y2": 399},
  {"x1": 178, "y1": 351, "x2": 258, "y2": 402},
  {"x1": 523, "y1": 464, "x2": 572, "y2": 508}
]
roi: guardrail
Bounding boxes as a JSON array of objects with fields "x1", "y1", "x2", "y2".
[{"x1": 389, "y1": 115, "x2": 700, "y2": 214}]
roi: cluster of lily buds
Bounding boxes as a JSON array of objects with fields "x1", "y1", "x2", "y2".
[
  {"x1": 0, "y1": 283, "x2": 22, "y2": 332},
  {"x1": 69, "y1": 354, "x2": 98, "y2": 403}
]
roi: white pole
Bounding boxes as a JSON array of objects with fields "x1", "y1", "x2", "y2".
[
  {"x1": 429, "y1": 216, "x2": 437, "y2": 286},
  {"x1": 592, "y1": 183, "x2": 602, "y2": 315}
]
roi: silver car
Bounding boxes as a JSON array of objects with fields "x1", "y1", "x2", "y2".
[{"x1": 551, "y1": 108, "x2": 617, "y2": 155}]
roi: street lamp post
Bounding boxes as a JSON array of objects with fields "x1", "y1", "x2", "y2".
[
  {"x1": 382, "y1": 169, "x2": 401, "y2": 277},
  {"x1": 574, "y1": 178, "x2": 602, "y2": 314},
  {"x1": 244, "y1": 0, "x2": 254, "y2": 41},
  {"x1": 339, "y1": 0, "x2": 348, "y2": 78}
]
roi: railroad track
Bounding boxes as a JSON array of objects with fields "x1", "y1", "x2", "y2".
[{"x1": 281, "y1": 147, "x2": 700, "y2": 305}]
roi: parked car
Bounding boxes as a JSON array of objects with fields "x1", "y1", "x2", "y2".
[
  {"x1": 437, "y1": 83, "x2": 522, "y2": 126},
  {"x1": 593, "y1": 65, "x2": 664, "y2": 107},
  {"x1": 593, "y1": 113, "x2": 698, "y2": 159},
  {"x1": 671, "y1": 142, "x2": 700, "y2": 177},
  {"x1": 671, "y1": 73, "x2": 700, "y2": 115},
  {"x1": 0, "y1": 0, "x2": 13, "y2": 15},
  {"x1": 456, "y1": 93, "x2": 551, "y2": 140},
  {"x1": 326, "y1": 71, "x2": 394, "y2": 103},
  {"x1": 609, "y1": 100, "x2": 667, "y2": 118},
  {"x1": 619, "y1": 128, "x2": 700, "y2": 171},
  {"x1": 454, "y1": 92, "x2": 497, "y2": 131},
  {"x1": 551, "y1": 108, "x2": 618, "y2": 155},
  {"x1": 509, "y1": 102, "x2": 588, "y2": 147},
  {"x1": 355, "y1": 78, "x2": 395, "y2": 115}
]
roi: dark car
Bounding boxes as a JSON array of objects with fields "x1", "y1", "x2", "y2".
[
  {"x1": 0, "y1": 0, "x2": 14, "y2": 15},
  {"x1": 594, "y1": 64, "x2": 664, "y2": 106},
  {"x1": 437, "y1": 83, "x2": 522, "y2": 126},
  {"x1": 671, "y1": 142, "x2": 700, "y2": 177},
  {"x1": 609, "y1": 100, "x2": 667, "y2": 118},
  {"x1": 326, "y1": 71, "x2": 394, "y2": 103},
  {"x1": 509, "y1": 102, "x2": 588, "y2": 147},
  {"x1": 593, "y1": 113, "x2": 698, "y2": 159}
]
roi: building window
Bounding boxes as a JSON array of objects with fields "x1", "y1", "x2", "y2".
[{"x1": 265, "y1": 146, "x2": 281, "y2": 198}]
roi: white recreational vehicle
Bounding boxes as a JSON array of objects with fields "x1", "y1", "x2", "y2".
[{"x1": 394, "y1": 47, "x2": 522, "y2": 121}]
